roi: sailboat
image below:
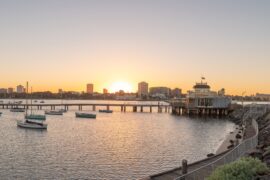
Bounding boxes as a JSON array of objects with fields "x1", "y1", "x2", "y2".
[
  {"x1": 17, "y1": 82, "x2": 47, "y2": 130},
  {"x1": 25, "y1": 87, "x2": 46, "y2": 120},
  {"x1": 59, "y1": 91, "x2": 67, "y2": 113}
]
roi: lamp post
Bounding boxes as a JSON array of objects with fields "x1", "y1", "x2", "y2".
[{"x1": 241, "y1": 91, "x2": 246, "y2": 109}]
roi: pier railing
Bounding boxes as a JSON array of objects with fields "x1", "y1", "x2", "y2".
[{"x1": 174, "y1": 118, "x2": 258, "y2": 180}]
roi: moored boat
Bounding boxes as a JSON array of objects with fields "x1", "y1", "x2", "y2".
[
  {"x1": 17, "y1": 120, "x2": 47, "y2": 129},
  {"x1": 99, "y1": 109, "x2": 113, "y2": 113},
  {"x1": 10, "y1": 108, "x2": 25, "y2": 112},
  {"x1": 45, "y1": 110, "x2": 63, "y2": 115},
  {"x1": 25, "y1": 114, "x2": 46, "y2": 120},
  {"x1": 75, "y1": 112, "x2": 96, "y2": 119},
  {"x1": 17, "y1": 82, "x2": 47, "y2": 130},
  {"x1": 59, "y1": 109, "x2": 67, "y2": 113}
]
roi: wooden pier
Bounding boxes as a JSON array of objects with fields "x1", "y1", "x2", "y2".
[
  {"x1": 0, "y1": 103, "x2": 171, "y2": 113},
  {"x1": 170, "y1": 101, "x2": 230, "y2": 116}
]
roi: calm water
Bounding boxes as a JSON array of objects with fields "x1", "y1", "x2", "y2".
[{"x1": 0, "y1": 100, "x2": 234, "y2": 180}]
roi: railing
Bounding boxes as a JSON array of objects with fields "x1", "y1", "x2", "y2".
[{"x1": 174, "y1": 119, "x2": 259, "y2": 180}]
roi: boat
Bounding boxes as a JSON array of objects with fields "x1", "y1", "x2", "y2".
[
  {"x1": 25, "y1": 114, "x2": 46, "y2": 120},
  {"x1": 59, "y1": 109, "x2": 67, "y2": 113},
  {"x1": 40, "y1": 101, "x2": 45, "y2": 103},
  {"x1": 45, "y1": 110, "x2": 63, "y2": 115},
  {"x1": 0, "y1": 112, "x2": 2, "y2": 115},
  {"x1": 75, "y1": 112, "x2": 96, "y2": 119},
  {"x1": 17, "y1": 119, "x2": 47, "y2": 130},
  {"x1": 99, "y1": 109, "x2": 113, "y2": 113},
  {"x1": 17, "y1": 82, "x2": 47, "y2": 130},
  {"x1": 10, "y1": 108, "x2": 25, "y2": 112}
]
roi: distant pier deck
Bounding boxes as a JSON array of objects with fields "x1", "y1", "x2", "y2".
[
  {"x1": 0, "y1": 101, "x2": 231, "y2": 115},
  {"x1": 0, "y1": 103, "x2": 171, "y2": 113}
]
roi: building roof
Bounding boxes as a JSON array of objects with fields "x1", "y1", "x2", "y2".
[{"x1": 193, "y1": 84, "x2": 210, "y2": 89}]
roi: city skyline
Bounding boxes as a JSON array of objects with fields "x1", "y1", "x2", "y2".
[{"x1": 0, "y1": 0, "x2": 270, "y2": 95}]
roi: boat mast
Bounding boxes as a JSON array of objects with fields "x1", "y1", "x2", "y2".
[
  {"x1": 26, "y1": 81, "x2": 29, "y2": 117},
  {"x1": 31, "y1": 87, "x2": 33, "y2": 115}
]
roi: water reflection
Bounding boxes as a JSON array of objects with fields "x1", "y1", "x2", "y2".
[{"x1": 0, "y1": 104, "x2": 234, "y2": 180}]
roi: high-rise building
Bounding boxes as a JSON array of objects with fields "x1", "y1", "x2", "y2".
[
  {"x1": 138, "y1": 82, "x2": 148, "y2": 97},
  {"x1": 7, "y1": 87, "x2": 14, "y2": 94},
  {"x1": 0, "y1": 88, "x2": 7, "y2": 93},
  {"x1": 86, "y1": 84, "x2": 94, "y2": 94},
  {"x1": 17, "y1": 85, "x2": 25, "y2": 93},
  {"x1": 103, "y1": 88, "x2": 108, "y2": 94}
]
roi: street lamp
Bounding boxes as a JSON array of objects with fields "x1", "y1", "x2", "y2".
[{"x1": 241, "y1": 91, "x2": 246, "y2": 109}]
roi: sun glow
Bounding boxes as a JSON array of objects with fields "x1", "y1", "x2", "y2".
[{"x1": 109, "y1": 81, "x2": 133, "y2": 93}]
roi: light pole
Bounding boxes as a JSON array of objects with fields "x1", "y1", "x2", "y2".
[{"x1": 241, "y1": 91, "x2": 246, "y2": 109}]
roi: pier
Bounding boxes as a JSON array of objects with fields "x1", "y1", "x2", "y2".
[{"x1": 0, "y1": 103, "x2": 171, "y2": 113}]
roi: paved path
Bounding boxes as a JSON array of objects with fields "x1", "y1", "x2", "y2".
[{"x1": 144, "y1": 125, "x2": 256, "y2": 180}]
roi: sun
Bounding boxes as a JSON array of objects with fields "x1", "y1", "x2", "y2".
[{"x1": 109, "y1": 81, "x2": 133, "y2": 93}]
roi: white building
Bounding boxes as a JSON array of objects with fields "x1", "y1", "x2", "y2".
[
  {"x1": 16, "y1": 85, "x2": 25, "y2": 93},
  {"x1": 186, "y1": 79, "x2": 230, "y2": 109}
]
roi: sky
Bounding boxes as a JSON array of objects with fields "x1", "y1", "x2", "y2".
[{"x1": 0, "y1": 0, "x2": 269, "y2": 95}]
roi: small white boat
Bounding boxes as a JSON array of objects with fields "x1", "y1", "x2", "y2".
[
  {"x1": 45, "y1": 110, "x2": 63, "y2": 115},
  {"x1": 17, "y1": 82, "x2": 48, "y2": 130},
  {"x1": 17, "y1": 120, "x2": 47, "y2": 130}
]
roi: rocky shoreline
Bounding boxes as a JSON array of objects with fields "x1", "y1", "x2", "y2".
[{"x1": 228, "y1": 104, "x2": 270, "y2": 168}]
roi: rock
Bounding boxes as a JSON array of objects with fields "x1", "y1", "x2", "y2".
[
  {"x1": 227, "y1": 144, "x2": 234, "y2": 149},
  {"x1": 236, "y1": 134, "x2": 242, "y2": 139},
  {"x1": 229, "y1": 140, "x2": 234, "y2": 144},
  {"x1": 207, "y1": 153, "x2": 215, "y2": 158}
]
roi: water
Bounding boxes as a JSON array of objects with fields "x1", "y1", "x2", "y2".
[{"x1": 0, "y1": 100, "x2": 234, "y2": 180}]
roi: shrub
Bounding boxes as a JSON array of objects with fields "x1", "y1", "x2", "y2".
[{"x1": 207, "y1": 157, "x2": 269, "y2": 180}]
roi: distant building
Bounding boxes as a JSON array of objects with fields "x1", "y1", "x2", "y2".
[
  {"x1": 186, "y1": 78, "x2": 230, "y2": 108},
  {"x1": 7, "y1": 87, "x2": 14, "y2": 94},
  {"x1": 103, "y1": 88, "x2": 108, "y2": 94},
  {"x1": 138, "y1": 82, "x2": 149, "y2": 97},
  {"x1": 256, "y1": 93, "x2": 270, "y2": 101},
  {"x1": 0, "y1": 88, "x2": 7, "y2": 93},
  {"x1": 17, "y1": 85, "x2": 25, "y2": 93},
  {"x1": 86, "y1": 84, "x2": 94, "y2": 94},
  {"x1": 218, "y1": 88, "x2": 225, "y2": 96},
  {"x1": 149, "y1": 87, "x2": 171, "y2": 98},
  {"x1": 58, "y1": 89, "x2": 63, "y2": 94},
  {"x1": 118, "y1": 90, "x2": 125, "y2": 96},
  {"x1": 171, "y1": 88, "x2": 182, "y2": 97}
]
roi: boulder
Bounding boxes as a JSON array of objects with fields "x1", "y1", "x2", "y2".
[
  {"x1": 236, "y1": 134, "x2": 242, "y2": 139},
  {"x1": 207, "y1": 153, "x2": 215, "y2": 158}
]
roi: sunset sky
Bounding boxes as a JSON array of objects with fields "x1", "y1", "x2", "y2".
[{"x1": 0, "y1": 0, "x2": 269, "y2": 95}]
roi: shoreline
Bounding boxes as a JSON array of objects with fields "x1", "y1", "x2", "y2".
[{"x1": 215, "y1": 124, "x2": 240, "y2": 154}]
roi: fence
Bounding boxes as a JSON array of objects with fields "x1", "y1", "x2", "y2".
[{"x1": 174, "y1": 119, "x2": 259, "y2": 180}]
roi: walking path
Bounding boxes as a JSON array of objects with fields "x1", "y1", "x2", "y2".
[{"x1": 143, "y1": 124, "x2": 256, "y2": 180}]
